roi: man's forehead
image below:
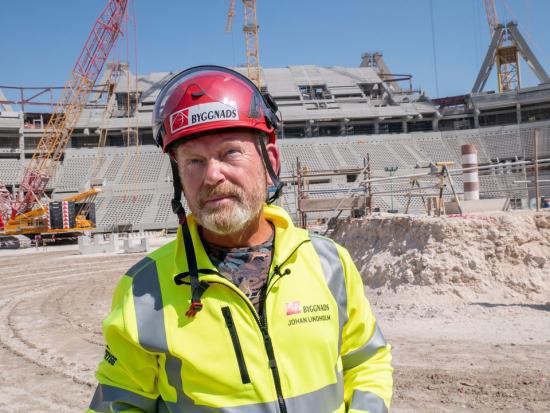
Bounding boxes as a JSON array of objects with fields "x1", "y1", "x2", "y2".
[{"x1": 177, "y1": 130, "x2": 257, "y2": 154}]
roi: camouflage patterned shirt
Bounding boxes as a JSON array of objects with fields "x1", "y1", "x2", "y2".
[{"x1": 203, "y1": 235, "x2": 274, "y2": 312}]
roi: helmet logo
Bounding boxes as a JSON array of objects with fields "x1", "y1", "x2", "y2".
[
  {"x1": 170, "y1": 110, "x2": 189, "y2": 133},
  {"x1": 169, "y1": 102, "x2": 239, "y2": 134}
]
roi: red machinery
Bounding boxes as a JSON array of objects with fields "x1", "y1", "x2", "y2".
[{"x1": 0, "y1": 0, "x2": 128, "y2": 234}]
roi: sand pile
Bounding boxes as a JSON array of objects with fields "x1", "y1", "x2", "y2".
[{"x1": 331, "y1": 211, "x2": 550, "y2": 301}]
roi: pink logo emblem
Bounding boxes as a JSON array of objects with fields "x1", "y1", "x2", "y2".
[{"x1": 285, "y1": 301, "x2": 301, "y2": 316}]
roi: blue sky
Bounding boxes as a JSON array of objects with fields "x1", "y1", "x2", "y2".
[{"x1": 1, "y1": 0, "x2": 549, "y2": 100}]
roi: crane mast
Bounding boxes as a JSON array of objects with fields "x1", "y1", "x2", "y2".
[
  {"x1": 225, "y1": 0, "x2": 236, "y2": 33},
  {"x1": 225, "y1": 0, "x2": 262, "y2": 88},
  {"x1": 479, "y1": 0, "x2": 519, "y2": 92},
  {"x1": 5, "y1": 0, "x2": 128, "y2": 223},
  {"x1": 242, "y1": 0, "x2": 261, "y2": 88},
  {"x1": 473, "y1": 1, "x2": 549, "y2": 95}
]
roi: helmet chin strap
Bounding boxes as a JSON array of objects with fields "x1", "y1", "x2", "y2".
[{"x1": 257, "y1": 137, "x2": 284, "y2": 204}]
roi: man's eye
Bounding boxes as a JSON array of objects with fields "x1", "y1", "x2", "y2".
[
  {"x1": 224, "y1": 149, "x2": 241, "y2": 158},
  {"x1": 187, "y1": 158, "x2": 203, "y2": 166}
]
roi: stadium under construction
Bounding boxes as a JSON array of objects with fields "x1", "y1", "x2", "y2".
[
  {"x1": 2, "y1": 2, "x2": 550, "y2": 411},
  {"x1": 1, "y1": 64, "x2": 549, "y2": 235},
  {"x1": 0, "y1": 8, "x2": 549, "y2": 237}
]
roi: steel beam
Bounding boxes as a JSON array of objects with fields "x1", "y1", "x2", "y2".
[
  {"x1": 472, "y1": 25, "x2": 505, "y2": 93},
  {"x1": 507, "y1": 22, "x2": 550, "y2": 84}
]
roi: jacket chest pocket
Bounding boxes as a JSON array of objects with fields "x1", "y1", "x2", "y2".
[
  {"x1": 222, "y1": 306, "x2": 251, "y2": 385},
  {"x1": 173, "y1": 304, "x2": 258, "y2": 401}
]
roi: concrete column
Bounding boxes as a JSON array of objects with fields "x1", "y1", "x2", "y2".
[
  {"x1": 473, "y1": 108, "x2": 480, "y2": 129},
  {"x1": 432, "y1": 116, "x2": 439, "y2": 132},
  {"x1": 402, "y1": 119, "x2": 408, "y2": 133},
  {"x1": 340, "y1": 119, "x2": 347, "y2": 136},
  {"x1": 306, "y1": 120, "x2": 313, "y2": 138},
  {"x1": 19, "y1": 113, "x2": 25, "y2": 161},
  {"x1": 462, "y1": 144, "x2": 479, "y2": 200}
]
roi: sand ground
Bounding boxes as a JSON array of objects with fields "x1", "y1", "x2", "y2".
[{"x1": 0, "y1": 242, "x2": 548, "y2": 412}]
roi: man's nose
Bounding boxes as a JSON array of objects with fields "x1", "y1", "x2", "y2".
[{"x1": 204, "y1": 158, "x2": 225, "y2": 185}]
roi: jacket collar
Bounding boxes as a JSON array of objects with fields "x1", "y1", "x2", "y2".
[{"x1": 174, "y1": 204, "x2": 310, "y2": 275}]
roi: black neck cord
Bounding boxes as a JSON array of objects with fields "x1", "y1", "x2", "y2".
[{"x1": 170, "y1": 158, "x2": 203, "y2": 316}]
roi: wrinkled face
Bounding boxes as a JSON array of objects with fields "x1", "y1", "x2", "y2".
[{"x1": 174, "y1": 130, "x2": 276, "y2": 235}]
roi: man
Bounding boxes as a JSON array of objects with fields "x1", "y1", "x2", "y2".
[{"x1": 88, "y1": 66, "x2": 393, "y2": 413}]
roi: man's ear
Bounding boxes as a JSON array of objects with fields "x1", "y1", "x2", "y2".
[{"x1": 265, "y1": 143, "x2": 281, "y2": 185}]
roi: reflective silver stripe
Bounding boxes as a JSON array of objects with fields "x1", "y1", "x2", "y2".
[
  {"x1": 310, "y1": 235, "x2": 348, "y2": 351},
  {"x1": 342, "y1": 323, "x2": 387, "y2": 371},
  {"x1": 162, "y1": 354, "x2": 187, "y2": 412},
  {"x1": 89, "y1": 383, "x2": 157, "y2": 412},
  {"x1": 350, "y1": 390, "x2": 388, "y2": 413},
  {"x1": 132, "y1": 259, "x2": 185, "y2": 409},
  {"x1": 286, "y1": 370, "x2": 344, "y2": 413},
  {"x1": 164, "y1": 371, "x2": 343, "y2": 413},
  {"x1": 126, "y1": 256, "x2": 155, "y2": 278},
  {"x1": 165, "y1": 395, "x2": 275, "y2": 413},
  {"x1": 132, "y1": 259, "x2": 168, "y2": 353}
]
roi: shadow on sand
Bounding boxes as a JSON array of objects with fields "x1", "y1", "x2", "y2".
[{"x1": 470, "y1": 302, "x2": 550, "y2": 312}]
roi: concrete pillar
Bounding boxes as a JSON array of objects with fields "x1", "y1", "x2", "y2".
[
  {"x1": 305, "y1": 120, "x2": 312, "y2": 138},
  {"x1": 402, "y1": 119, "x2": 408, "y2": 133},
  {"x1": 340, "y1": 119, "x2": 346, "y2": 136},
  {"x1": 462, "y1": 144, "x2": 479, "y2": 200},
  {"x1": 473, "y1": 108, "x2": 480, "y2": 129},
  {"x1": 432, "y1": 116, "x2": 439, "y2": 132},
  {"x1": 19, "y1": 114, "x2": 25, "y2": 161}
]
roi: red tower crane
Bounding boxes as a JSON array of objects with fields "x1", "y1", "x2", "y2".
[{"x1": 0, "y1": 0, "x2": 128, "y2": 234}]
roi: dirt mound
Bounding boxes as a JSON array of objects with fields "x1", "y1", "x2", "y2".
[{"x1": 331, "y1": 211, "x2": 550, "y2": 302}]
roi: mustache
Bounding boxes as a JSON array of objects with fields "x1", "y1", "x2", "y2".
[{"x1": 198, "y1": 184, "x2": 244, "y2": 208}]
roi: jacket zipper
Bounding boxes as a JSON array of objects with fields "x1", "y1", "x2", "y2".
[
  {"x1": 257, "y1": 278, "x2": 287, "y2": 413},
  {"x1": 188, "y1": 240, "x2": 310, "y2": 413},
  {"x1": 209, "y1": 276, "x2": 287, "y2": 413},
  {"x1": 221, "y1": 306, "x2": 251, "y2": 384}
]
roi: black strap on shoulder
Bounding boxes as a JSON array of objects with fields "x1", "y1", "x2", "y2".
[
  {"x1": 182, "y1": 220, "x2": 204, "y2": 317},
  {"x1": 169, "y1": 158, "x2": 203, "y2": 316}
]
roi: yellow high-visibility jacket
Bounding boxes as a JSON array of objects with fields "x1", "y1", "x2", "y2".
[{"x1": 88, "y1": 205, "x2": 393, "y2": 413}]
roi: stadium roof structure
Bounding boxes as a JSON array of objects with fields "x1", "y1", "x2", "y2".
[{"x1": 111, "y1": 64, "x2": 438, "y2": 127}]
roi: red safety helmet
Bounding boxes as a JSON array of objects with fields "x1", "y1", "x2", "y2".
[
  {"x1": 153, "y1": 65, "x2": 279, "y2": 152},
  {"x1": 154, "y1": 67, "x2": 283, "y2": 318}
]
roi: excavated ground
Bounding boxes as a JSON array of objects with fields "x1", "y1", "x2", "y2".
[
  {"x1": 332, "y1": 210, "x2": 550, "y2": 412},
  {"x1": 0, "y1": 212, "x2": 548, "y2": 412}
]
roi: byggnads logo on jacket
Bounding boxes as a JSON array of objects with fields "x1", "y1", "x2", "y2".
[
  {"x1": 170, "y1": 102, "x2": 239, "y2": 134},
  {"x1": 285, "y1": 300, "x2": 302, "y2": 315},
  {"x1": 285, "y1": 301, "x2": 331, "y2": 326}
]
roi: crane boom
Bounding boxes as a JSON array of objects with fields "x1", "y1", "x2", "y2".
[
  {"x1": 483, "y1": 0, "x2": 499, "y2": 35},
  {"x1": 8, "y1": 0, "x2": 128, "y2": 220}
]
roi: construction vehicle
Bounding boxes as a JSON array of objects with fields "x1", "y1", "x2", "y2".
[{"x1": 0, "y1": 0, "x2": 128, "y2": 238}]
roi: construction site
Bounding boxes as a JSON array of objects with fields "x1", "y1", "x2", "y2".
[{"x1": 0, "y1": 0, "x2": 549, "y2": 412}]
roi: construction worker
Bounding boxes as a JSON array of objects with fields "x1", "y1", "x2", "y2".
[{"x1": 88, "y1": 65, "x2": 393, "y2": 413}]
